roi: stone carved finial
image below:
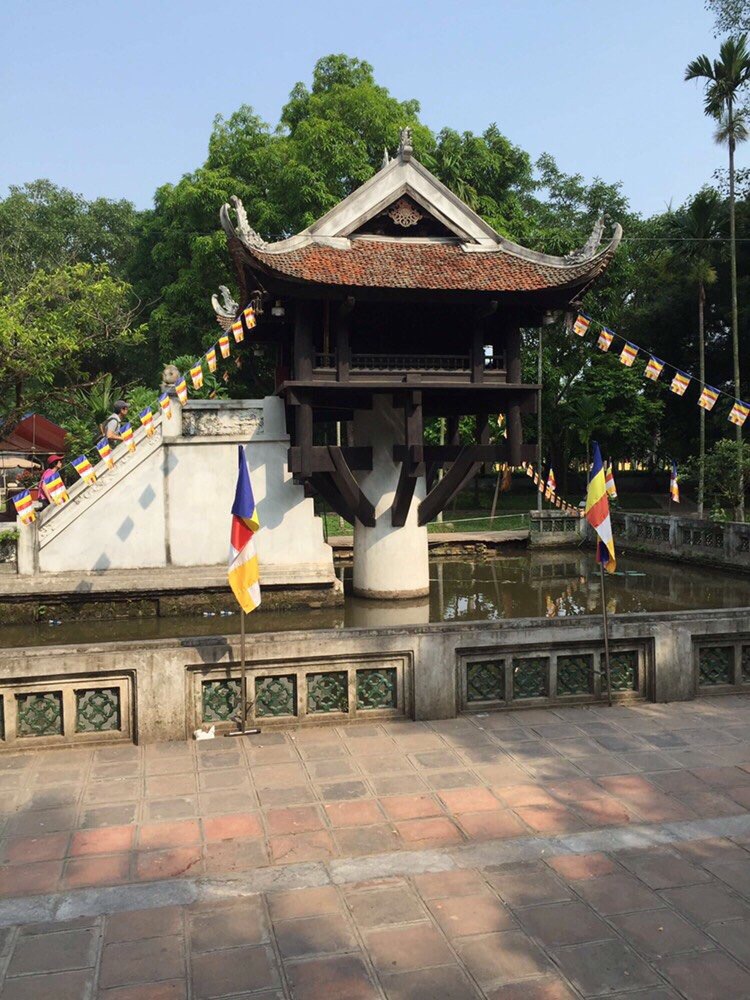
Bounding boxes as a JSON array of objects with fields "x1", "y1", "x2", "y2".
[
  {"x1": 398, "y1": 127, "x2": 413, "y2": 162},
  {"x1": 381, "y1": 147, "x2": 391, "y2": 169},
  {"x1": 565, "y1": 216, "x2": 606, "y2": 262},
  {"x1": 211, "y1": 285, "x2": 239, "y2": 319},
  {"x1": 161, "y1": 364, "x2": 180, "y2": 391},
  {"x1": 219, "y1": 195, "x2": 267, "y2": 249}
]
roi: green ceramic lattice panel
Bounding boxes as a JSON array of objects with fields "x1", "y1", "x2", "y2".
[
  {"x1": 742, "y1": 646, "x2": 750, "y2": 683},
  {"x1": 255, "y1": 675, "x2": 296, "y2": 717},
  {"x1": 512, "y1": 657, "x2": 549, "y2": 699},
  {"x1": 610, "y1": 651, "x2": 639, "y2": 692},
  {"x1": 699, "y1": 646, "x2": 733, "y2": 686},
  {"x1": 307, "y1": 671, "x2": 348, "y2": 714},
  {"x1": 466, "y1": 660, "x2": 505, "y2": 703},
  {"x1": 557, "y1": 654, "x2": 594, "y2": 695},
  {"x1": 16, "y1": 691, "x2": 63, "y2": 737},
  {"x1": 202, "y1": 679, "x2": 240, "y2": 722},
  {"x1": 356, "y1": 668, "x2": 397, "y2": 710},
  {"x1": 76, "y1": 688, "x2": 121, "y2": 732}
]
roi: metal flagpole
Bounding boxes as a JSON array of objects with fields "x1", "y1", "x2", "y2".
[
  {"x1": 599, "y1": 562, "x2": 613, "y2": 706},
  {"x1": 537, "y1": 327, "x2": 543, "y2": 513},
  {"x1": 228, "y1": 608, "x2": 260, "y2": 737}
]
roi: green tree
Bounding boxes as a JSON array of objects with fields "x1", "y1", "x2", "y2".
[
  {"x1": 686, "y1": 34, "x2": 750, "y2": 518},
  {"x1": 706, "y1": 0, "x2": 750, "y2": 34}
]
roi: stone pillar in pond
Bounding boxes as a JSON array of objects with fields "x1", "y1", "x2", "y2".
[{"x1": 352, "y1": 396, "x2": 430, "y2": 599}]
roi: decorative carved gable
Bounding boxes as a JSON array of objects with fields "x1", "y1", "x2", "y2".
[{"x1": 351, "y1": 195, "x2": 457, "y2": 239}]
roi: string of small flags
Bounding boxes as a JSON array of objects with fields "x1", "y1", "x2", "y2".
[
  {"x1": 12, "y1": 305, "x2": 258, "y2": 525},
  {"x1": 520, "y1": 462, "x2": 585, "y2": 517},
  {"x1": 572, "y1": 312, "x2": 750, "y2": 427}
]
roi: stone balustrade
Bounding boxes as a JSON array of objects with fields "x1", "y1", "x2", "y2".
[{"x1": 611, "y1": 511, "x2": 750, "y2": 571}]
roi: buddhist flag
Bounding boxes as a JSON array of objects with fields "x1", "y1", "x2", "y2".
[
  {"x1": 219, "y1": 334, "x2": 231, "y2": 359},
  {"x1": 670, "y1": 460, "x2": 680, "y2": 503},
  {"x1": 190, "y1": 363, "x2": 204, "y2": 390},
  {"x1": 47, "y1": 474, "x2": 69, "y2": 506},
  {"x1": 243, "y1": 305, "x2": 257, "y2": 329},
  {"x1": 670, "y1": 372, "x2": 690, "y2": 396},
  {"x1": 231, "y1": 319, "x2": 244, "y2": 344},
  {"x1": 597, "y1": 328, "x2": 614, "y2": 352},
  {"x1": 605, "y1": 463, "x2": 618, "y2": 499},
  {"x1": 206, "y1": 347, "x2": 217, "y2": 373},
  {"x1": 497, "y1": 413, "x2": 507, "y2": 438},
  {"x1": 729, "y1": 400, "x2": 750, "y2": 427},
  {"x1": 645, "y1": 356, "x2": 664, "y2": 381},
  {"x1": 96, "y1": 438, "x2": 114, "y2": 469},
  {"x1": 228, "y1": 446, "x2": 261, "y2": 613},
  {"x1": 158, "y1": 393, "x2": 172, "y2": 420},
  {"x1": 546, "y1": 467, "x2": 556, "y2": 499},
  {"x1": 526, "y1": 464, "x2": 534, "y2": 479},
  {"x1": 573, "y1": 314, "x2": 590, "y2": 337},
  {"x1": 175, "y1": 378, "x2": 188, "y2": 405},
  {"x1": 72, "y1": 455, "x2": 96, "y2": 485},
  {"x1": 121, "y1": 423, "x2": 135, "y2": 453},
  {"x1": 619, "y1": 342, "x2": 638, "y2": 367},
  {"x1": 139, "y1": 407, "x2": 155, "y2": 436},
  {"x1": 585, "y1": 441, "x2": 616, "y2": 573},
  {"x1": 500, "y1": 465, "x2": 512, "y2": 492},
  {"x1": 698, "y1": 385, "x2": 719, "y2": 412},
  {"x1": 13, "y1": 490, "x2": 35, "y2": 525}
]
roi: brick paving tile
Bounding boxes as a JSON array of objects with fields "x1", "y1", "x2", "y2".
[
  {"x1": 545, "y1": 778, "x2": 609, "y2": 802},
  {"x1": 660, "y1": 883, "x2": 750, "y2": 924},
  {"x1": 99, "y1": 936, "x2": 186, "y2": 988},
  {"x1": 97, "y1": 980, "x2": 187, "y2": 999},
  {"x1": 0, "y1": 969, "x2": 95, "y2": 1000},
  {"x1": 428, "y1": 891, "x2": 515, "y2": 937},
  {"x1": 572, "y1": 873, "x2": 665, "y2": 915},
  {"x1": 191, "y1": 944, "x2": 279, "y2": 999},
  {"x1": 487, "y1": 865, "x2": 573, "y2": 906},
  {"x1": 395, "y1": 816, "x2": 463, "y2": 847},
  {"x1": 63, "y1": 853, "x2": 131, "y2": 889},
  {"x1": 552, "y1": 938, "x2": 662, "y2": 996},
  {"x1": 690, "y1": 765, "x2": 750, "y2": 788},
  {"x1": 456, "y1": 809, "x2": 528, "y2": 840},
  {"x1": 412, "y1": 749, "x2": 463, "y2": 769},
  {"x1": 369, "y1": 774, "x2": 429, "y2": 796},
  {"x1": 365, "y1": 923, "x2": 455, "y2": 973},
  {"x1": 306, "y1": 758, "x2": 359, "y2": 780},
  {"x1": 345, "y1": 885, "x2": 426, "y2": 928},
  {"x1": 512, "y1": 804, "x2": 588, "y2": 834},
  {"x1": 202, "y1": 812, "x2": 263, "y2": 842},
  {"x1": 572, "y1": 755, "x2": 636, "y2": 776},
  {"x1": 257, "y1": 785, "x2": 316, "y2": 807},
  {"x1": 285, "y1": 955, "x2": 379, "y2": 1000},
  {"x1": 198, "y1": 789, "x2": 257, "y2": 814},
  {"x1": 673, "y1": 836, "x2": 749, "y2": 864},
  {"x1": 546, "y1": 852, "x2": 617, "y2": 881},
  {"x1": 7, "y1": 806, "x2": 77, "y2": 837},
  {"x1": 84, "y1": 779, "x2": 141, "y2": 803},
  {"x1": 6, "y1": 927, "x2": 98, "y2": 975},
  {"x1": 264, "y1": 805, "x2": 324, "y2": 836},
  {"x1": 105, "y1": 906, "x2": 183, "y2": 943},
  {"x1": 324, "y1": 800, "x2": 384, "y2": 827},
  {"x1": 707, "y1": 917, "x2": 750, "y2": 964},
  {"x1": 424, "y1": 769, "x2": 482, "y2": 790},
  {"x1": 267, "y1": 886, "x2": 342, "y2": 921},
  {"x1": 335, "y1": 824, "x2": 402, "y2": 856},
  {"x1": 2, "y1": 832, "x2": 70, "y2": 864},
  {"x1": 269, "y1": 830, "x2": 336, "y2": 864},
  {"x1": 189, "y1": 899, "x2": 268, "y2": 952},
  {"x1": 413, "y1": 869, "x2": 488, "y2": 899},
  {"x1": 474, "y1": 763, "x2": 530, "y2": 786},
  {"x1": 485, "y1": 977, "x2": 579, "y2": 1000},
  {"x1": 610, "y1": 908, "x2": 713, "y2": 958},
  {"x1": 317, "y1": 780, "x2": 370, "y2": 801},
  {"x1": 706, "y1": 858, "x2": 750, "y2": 898},
  {"x1": 137, "y1": 820, "x2": 201, "y2": 850},
  {"x1": 379, "y1": 965, "x2": 481, "y2": 1000},
  {"x1": 573, "y1": 797, "x2": 635, "y2": 827},
  {"x1": 673, "y1": 789, "x2": 743, "y2": 817},
  {"x1": 456, "y1": 929, "x2": 552, "y2": 987},
  {"x1": 0, "y1": 860, "x2": 62, "y2": 897},
  {"x1": 495, "y1": 785, "x2": 559, "y2": 808},
  {"x1": 379, "y1": 794, "x2": 442, "y2": 821},
  {"x1": 79, "y1": 805, "x2": 137, "y2": 829},
  {"x1": 69, "y1": 826, "x2": 135, "y2": 857},
  {"x1": 438, "y1": 786, "x2": 502, "y2": 813},
  {"x1": 517, "y1": 900, "x2": 613, "y2": 948},
  {"x1": 252, "y1": 764, "x2": 309, "y2": 790},
  {"x1": 273, "y1": 912, "x2": 358, "y2": 959},
  {"x1": 617, "y1": 847, "x2": 711, "y2": 889},
  {"x1": 195, "y1": 768, "x2": 247, "y2": 791},
  {"x1": 658, "y1": 949, "x2": 750, "y2": 1000},
  {"x1": 133, "y1": 846, "x2": 202, "y2": 882},
  {"x1": 202, "y1": 836, "x2": 268, "y2": 874}
]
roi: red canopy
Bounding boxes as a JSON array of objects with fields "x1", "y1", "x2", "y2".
[{"x1": 0, "y1": 413, "x2": 68, "y2": 455}]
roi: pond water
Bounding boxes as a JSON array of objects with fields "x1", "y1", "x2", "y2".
[{"x1": 4, "y1": 547, "x2": 750, "y2": 648}]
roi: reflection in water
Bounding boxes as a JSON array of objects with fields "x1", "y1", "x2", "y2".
[{"x1": 3, "y1": 547, "x2": 750, "y2": 648}]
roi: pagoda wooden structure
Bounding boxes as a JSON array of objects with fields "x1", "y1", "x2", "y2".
[{"x1": 218, "y1": 129, "x2": 621, "y2": 597}]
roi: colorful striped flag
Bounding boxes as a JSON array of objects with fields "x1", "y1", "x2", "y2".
[
  {"x1": 175, "y1": 378, "x2": 188, "y2": 405},
  {"x1": 605, "y1": 463, "x2": 618, "y2": 499},
  {"x1": 206, "y1": 347, "x2": 217, "y2": 373},
  {"x1": 231, "y1": 319, "x2": 244, "y2": 344},
  {"x1": 190, "y1": 363, "x2": 204, "y2": 390},
  {"x1": 139, "y1": 407, "x2": 154, "y2": 436},
  {"x1": 228, "y1": 446, "x2": 261, "y2": 613},
  {"x1": 698, "y1": 385, "x2": 719, "y2": 411},
  {"x1": 497, "y1": 413, "x2": 507, "y2": 438},
  {"x1": 585, "y1": 442, "x2": 616, "y2": 573},
  {"x1": 526, "y1": 464, "x2": 534, "y2": 479},
  {"x1": 546, "y1": 467, "x2": 557, "y2": 499},
  {"x1": 121, "y1": 423, "x2": 135, "y2": 453},
  {"x1": 47, "y1": 474, "x2": 69, "y2": 506},
  {"x1": 670, "y1": 372, "x2": 690, "y2": 396},
  {"x1": 670, "y1": 460, "x2": 680, "y2": 503},
  {"x1": 96, "y1": 438, "x2": 114, "y2": 469},
  {"x1": 243, "y1": 305, "x2": 257, "y2": 329},
  {"x1": 619, "y1": 342, "x2": 638, "y2": 367},
  {"x1": 72, "y1": 455, "x2": 96, "y2": 485},
  {"x1": 597, "y1": 328, "x2": 614, "y2": 352},
  {"x1": 729, "y1": 400, "x2": 750, "y2": 427},
  {"x1": 158, "y1": 393, "x2": 172, "y2": 420},
  {"x1": 219, "y1": 334, "x2": 231, "y2": 359},
  {"x1": 645, "y1": 357, "x2": 664, "y2": 381},
  {"x1": 13, "y1": 490, "x2": 35, "y2": 524},
  {"x1": 573, "y1": 314, "x2": 590, "y2": 337}
]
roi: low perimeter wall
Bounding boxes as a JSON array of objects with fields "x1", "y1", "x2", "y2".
[
  {"x1": 612, "y1": 511, "x2": 750, "y2": 572},
  {"x1": 1, "y1": 607, "x2": 749, "y2": 749}
]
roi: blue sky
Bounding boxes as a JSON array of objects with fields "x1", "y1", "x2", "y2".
[{"x1": 1, "y1": 0, "x2": 742, "y2": 218}]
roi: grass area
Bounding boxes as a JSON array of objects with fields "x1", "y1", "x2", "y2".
[{"x1": 321, "y1": 510, "x2": 530, "y2": 537}]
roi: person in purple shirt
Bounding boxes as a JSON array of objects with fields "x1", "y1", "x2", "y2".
[{"x1": 38, "y1": 454, "x2": 63, "y2": 508}]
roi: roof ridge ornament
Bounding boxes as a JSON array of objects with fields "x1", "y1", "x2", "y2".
[
  {"x1": 398, "y1": 127, "x2": 413, "y2": 162},
  {"x1": 220, "y1": 195, "x2": 268, "y2": 249},
  {"x1": 381, "y1": 147, "x2": 391, "y2": 169},
  {"x1": 565, "y1": 216, "x2": 606, "y2": 262},
  {"x1": 211, "y1": 285, "x2": 239, "y2": 330}
]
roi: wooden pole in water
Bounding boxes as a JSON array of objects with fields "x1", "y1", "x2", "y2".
[
  {"x1": 599, "y1": 562, "x2": 613, "y2": 706},
  {"x1": 489, "y1": 469, "x2": 501, "y2": 527}
]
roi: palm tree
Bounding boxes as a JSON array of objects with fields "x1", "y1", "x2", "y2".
[
  {"x1": 686, "y1": 35, "x2": 750, "y2": 519},
  {"x1": 666, "y1": 191, "x2": 722, "y2": 516}
]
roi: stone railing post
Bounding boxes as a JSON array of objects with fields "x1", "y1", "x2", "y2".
[{"x1": 16, "y1": 516, "x2": 39, "y2": 575}]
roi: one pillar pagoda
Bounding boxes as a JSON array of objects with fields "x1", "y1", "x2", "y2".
[{"x1": 218, "y1": 129, "x2": 621, "y2": 599}]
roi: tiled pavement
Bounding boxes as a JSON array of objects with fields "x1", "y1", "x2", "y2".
[{"x1": 3, "y1": 698, "x2": 750, "y2": 996}]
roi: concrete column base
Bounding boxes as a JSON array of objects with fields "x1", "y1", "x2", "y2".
[{"x1": 352, "y1": 396, "x2": 430, "y2": 600}]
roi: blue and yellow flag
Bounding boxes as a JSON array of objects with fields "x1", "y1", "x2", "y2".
[
  {"x1": 670, "y1": 461, "x2": 680, "y2": 503},
  {"x1": 228, "y1": 446, "x2": 261, "y2": 613}
]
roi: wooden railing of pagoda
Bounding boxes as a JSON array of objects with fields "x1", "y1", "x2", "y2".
[{"x1": 312, "y1": 352, "x2": 507, "y2": 383}]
